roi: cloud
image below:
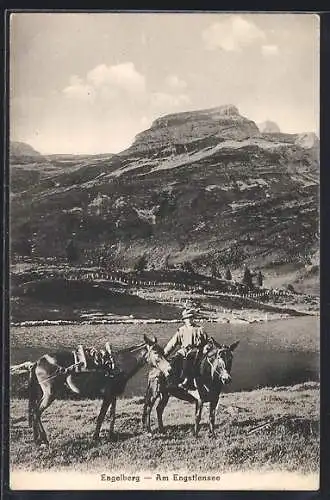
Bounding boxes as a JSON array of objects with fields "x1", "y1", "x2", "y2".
[
  {"x1": 261, "y1": 44, "x2": 279, "y2": 56},
  {"x1": 165, "y1": 74, "x2": 187, "y2": 90},
  {"x1": 87, "y1": 62, "x2": 146, "y2": 93},
  {"x1": 63, "y1": 76, "x2": 94, "y2": 101},
  {"x1": 202, "y1": 15, "x2": 266, "y2": 52},
  {"x1": 60, "y1": 63, "x2": 192, "y2": 151},
  {"x1": 63, "y1": 62, "x2": 146, "y2": 101},
  {"x1": 150, "y1": 92, "x2": 191, "y2": 110}
]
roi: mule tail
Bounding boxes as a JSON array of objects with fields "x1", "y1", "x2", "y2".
[
  {"x1": 28, "y1": 363, "x2": 39, "y2": 427},
  {"x1": 10, "y1": 361, "x2": 34, "y2": 375}
]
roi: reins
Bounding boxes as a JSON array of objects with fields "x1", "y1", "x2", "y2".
[
  {"x1": 206, "y1": 356, "x2": 222, "y2": 379},
  {"x1": 40, "y1": 361, "x2": 84, "y2": 382},
  {"x1": 122, "y1": 342, "x2": 146, "y2": 353},
  {"x1": 205, "y1": 348, "x2": 229, "y2": 381}
]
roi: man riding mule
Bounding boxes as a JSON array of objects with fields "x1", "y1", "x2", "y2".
[
  {"x1": 164, "y1": 308, "x2": 209, "y2": 390},
  {"x1": 143, "y1": 332, "x2": 239, "y2": 437}
]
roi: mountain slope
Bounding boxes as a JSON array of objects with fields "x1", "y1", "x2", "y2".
[
  {"x1": 10, "y1": 141, "x2": 41, "y2": 157},
  {"x1": 10, "y1": 106, "x2": 319, "y2": 274}
]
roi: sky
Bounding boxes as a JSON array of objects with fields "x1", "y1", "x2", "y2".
[{"x1": 10, "y1": 12, "x2": 320, "y2": 154}]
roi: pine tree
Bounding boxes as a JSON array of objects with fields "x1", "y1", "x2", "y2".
[
  {"x1": 242, "y1": 266, "x2": 253, "y2": 289},
  {"x1": 164, "y1": 254, "x2": 170, "y2": 270},
  {"x1": 66, "y1": 239, "x2": 79, "y2": 264},
  {"x1": 257, "y1": 270, "x2": 263, "y2": 287},
  {"x1": 182, "y1": 261, "x2": 194, "y2": 274},
  {"x1": 225, "y1": 268, "x2": 232, "y2": 281},
  {"x1": 134, "y1": 255, "x2": 147, "y2": 273},
  {"x1": 211, "y1": 263, "x2": 218, "y2": 278}
]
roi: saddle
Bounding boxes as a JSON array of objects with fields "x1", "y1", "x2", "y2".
[
  {"x1": 177, "y1": 342, "x2": 216, "y2": 390},
  {"x1": 72, "y1": 342, "x2": 119, "y2": 376}
]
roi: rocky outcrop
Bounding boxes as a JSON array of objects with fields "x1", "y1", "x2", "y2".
[{"x1": 126, "y1": 105, "x2": 260, "y2": 157}]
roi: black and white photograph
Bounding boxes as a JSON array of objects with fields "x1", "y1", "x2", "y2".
[{"x1": 8, "y1": 12, "x2": 320, "y2": 490}]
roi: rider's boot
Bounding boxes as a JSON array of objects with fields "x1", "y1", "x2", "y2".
[
  {"x1": 179, "y1": 376, "x2": 197, "y2": 390},
  {"x1": 178, "y1": 377, "x2": 189, "y2": 389}
]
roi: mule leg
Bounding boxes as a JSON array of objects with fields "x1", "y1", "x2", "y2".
[
  {"x1": 142, "y1": 400, "x2": 148, "y2": 430},
  {"x1": 35, "y1": 390, "x2": 56, "y2": 445},
  {"x1": 29, "y1": 397, "x2": 39, "y2": 444},
  {"x1": 194, "y1": 399, "x2": 203, "y2": 437},
  {"x1": 208, "y1": 396, "x2": 219, "y2": 438},
  {"x1": 142, "y1": 379, "x2": 159, "y2": 433},
  {"x1": 142, "y1": 399, "x2": 154, "y2": 432},
  {"x1": 142, "y1": 384, "x2": 150, "y2": 430},
  {"x1": 108, "y1": 397, "x2": 117, "y2": 439},
  {"x1": 31, "y1": 409, "x2": 40, "y2": 445},
  {"x1": 156, "y1": 393, "x2": 169, "y2": 433},
  {"x1": 145, "y1": 395, "x2": 159, "y2": 433},
  {"x1": 93, "y1": 396, "x2": 112, "y2": 441}
]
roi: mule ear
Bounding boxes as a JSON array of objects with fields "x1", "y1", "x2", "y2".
[
  {"x1": 144, "y1": 334, "x2": 157, "y2": 345},
  {"x1": 229, "y1": 340, "x2": 240, "y2": 351},
  {"x1": 151, "y1": 334, "x2": 158, "y2": 344},
  {"x1": 143, "y1": 334, "x2": 152, "y2": 345}
]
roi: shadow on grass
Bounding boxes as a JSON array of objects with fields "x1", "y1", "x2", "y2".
[
  {"x1": 11, "y1": 416, "x2": 28, "y2": 425},
  {"x1": 102, "y1": 431, "x2": 142, "y2": 442},
  {"x1": 151, "y1": 422, "x2": 216, "y2": 438},
  {"x1": 60, "y1": 429, "x2": 142, "y2": 450}
]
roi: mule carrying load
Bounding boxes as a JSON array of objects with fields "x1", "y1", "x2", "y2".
[{"x1": 24, "y1": 334, "x2": 172, "y2": 446}]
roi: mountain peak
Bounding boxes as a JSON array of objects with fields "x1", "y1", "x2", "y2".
[
  {"x1": 153, "y1": 104, "x2": 240, "y2": 127},
  {"x1": 10, "y1": 103, "x2": 319, "y2": 276},
  {"x1": 128, "y1": 104, "x2": 260, "y2": 157}
]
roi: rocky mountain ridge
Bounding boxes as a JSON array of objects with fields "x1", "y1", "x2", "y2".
[
  {"x1": 126, "y1": 105, "x2": 260, "y2": 158},
  {"x1": 10, "y1": 106, "x2": 319, "y2": 280}
]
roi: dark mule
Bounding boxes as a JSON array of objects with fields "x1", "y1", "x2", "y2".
[
  {"x1": 142, "y1": 338, "x2": 239, "y2": 437},
  {"x1": 28, "y1": 334, "x2": 171, "y2": 446}
]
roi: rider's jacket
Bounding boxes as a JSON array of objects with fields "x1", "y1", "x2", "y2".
[{"x1": 164, "y1": 324, "x2": 208, "y2": 356}]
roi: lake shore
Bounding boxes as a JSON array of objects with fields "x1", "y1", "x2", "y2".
[{"x1": 10, "y1": 301, "x2": 319, "y2": 328}]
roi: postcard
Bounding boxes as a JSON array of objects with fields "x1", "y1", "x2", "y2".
[{"x1": 8, "y1": 11, "x2": 320, "y2": 491}]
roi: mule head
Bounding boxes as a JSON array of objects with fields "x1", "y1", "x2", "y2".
[
  {"x1": 143, "y1": 334, "x2": 172, "y2": 377},
  {"x1": 210, "y1": 340, "x2": 240, "y2": 385}
]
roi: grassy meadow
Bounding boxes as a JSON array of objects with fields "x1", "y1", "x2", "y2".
[
  {"x1": 10, "y1": 382, "x2": 319, "y2": 474},
  {"x1": 9, "y1": 317, "x2": 319, "y2": 477}
]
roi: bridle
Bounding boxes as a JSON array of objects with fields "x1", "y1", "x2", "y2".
[
  {"x1": 205, "y1": 345, "x2": 232, "y2": 381},
  {"x1": 144, "y1": 343, "x2": 171, "y2": 374}
]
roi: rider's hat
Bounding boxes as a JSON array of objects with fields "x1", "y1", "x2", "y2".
[{"x1": 182, "y1": 308, "x2": 196, "y2": 320}]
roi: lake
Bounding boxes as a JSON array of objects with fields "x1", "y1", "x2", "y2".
[{"x1": 10, "y1": 316, "x2": 319, "y2": 397}]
